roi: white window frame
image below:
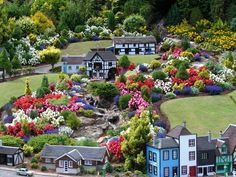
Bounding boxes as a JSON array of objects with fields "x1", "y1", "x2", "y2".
[
  {"x1": 163, "y1": 150, "x2": 169, "y2": 160},
  {"x1": 45, "y1": 158, "x2": 51, "y2": 163},
  {"x1": 154, "y1": 166, "x2": 157, "y2": 175},
  {"x1": 182, "y1": 166, "x2": 187, "y2": 175},
  {"x1": 189, "y1": 139, "x2": 195, "y2": 147},
  {"x1": 164, "y1": 167, "x2": 169, "y2": 177},
  {"x1": 189, "y1": 151, "x2": 195, "y2": 161},
  {"x1": 84, "y1": 160, "x2": 92, "y2": 166},
  {"x1": 172, "y1": 150, "x2": 177, "y2": 160},
  {"x1": 69, "y1": 161, "x2": 73, "y2": 168},
  {"x1": 149, "y1": 164, "x2": 152, "y2": 173},
  {"x1": 59, "y1": 160, "x2": 64, "y2": 167}
]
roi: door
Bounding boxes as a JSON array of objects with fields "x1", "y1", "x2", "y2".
[
  {"x1": 0, "y1": 154, "x2": 6, "y2": 164},
  {"x1": 203, "y1": 167, "x2": 207, "y2": 176},
  {"x1": 189, "y1": 166, "x2": 196, "y2": 177},
  {"x1": 64, "y1": 160, "x2": 68, "y2": 173},
  {"x1": 173, "y1": 167, "x2": 178, "y2": 177}
]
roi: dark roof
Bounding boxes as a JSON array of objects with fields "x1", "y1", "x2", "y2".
[
  {"x1": 113, "y1": 36, "x2": 157, "y2": 44},
  {"x1": 148, "y1": 138, "x2": 179, "y2": 149},
  {"x1": 0, "y1": 146, "x2": 21, "y2": 155},
  {"x1": 222, "y1": 124, "x2": 236, "y2": 154},
  {"x1": 61, "y1": 56, "x2": 85, "y2": 65},
  {"x1": 197, "y1": 136, "x2": 215, "y2": 151},
  {"x1": 84, "y1": 51, "x2": 117, "y2": 61},
  {"x1": 41, "y1": 144, "x2": 107, "y2": 161},
  {"x1": 211, "y1": 137, "x2": 230, "y2": 155},
  {"x1": 167, "y1": 125, "x2": 192, "y2": 139}
]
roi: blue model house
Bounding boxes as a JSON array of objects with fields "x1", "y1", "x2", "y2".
[{"x1": 146, "y1": 136, "x2": 179, "y2": 177}]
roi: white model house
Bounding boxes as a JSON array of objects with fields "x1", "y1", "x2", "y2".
[{"x1": 112, "y1": 36, "x2": 157, "y2": 55}]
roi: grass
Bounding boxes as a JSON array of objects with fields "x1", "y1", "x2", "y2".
[
  {"x1": 61, "y1": 40, "x2": 112, "y2": 55},
  {"x1": 124, "y1": 54, "x2": 160, "y2": 64},
  {"x1": 160, "y1": 90, "x2": 236, "y2": 137},
  {"x1": 0, "y1": 74, "x2": 58, "y2": 107}
]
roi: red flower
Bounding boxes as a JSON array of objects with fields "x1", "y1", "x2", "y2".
[{"x1": 128, "y1": 63, "x2": 136, "y2": 71}]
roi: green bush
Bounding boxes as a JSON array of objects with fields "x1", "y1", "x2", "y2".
[
  {"x1": 119, "y1": 94, "x2": 132, "y2": 110},
  {"x1": 181, "y1": 37, "x2": 190, "y2": 50},
  {"x1": 30, "y1": 163, "x2": 39, "y2": 169},
  {"x1": 70, "y1": 74, "x2": 81, "y2": 82},
  {"x1": 41, "y1": 75, "x2": 49, "y2": 88},
  {"x1": 152, "y1": 87, "x2": 163, "y2": 94},
  {"x1": 189, "y1": 7, "x2": 203, "y2": 25},
  {"x1": 23, "y1": 144, "x2": 33, "y2": 157},
  {"x1": 150, "y1": 60, "x2": 161, "y2": 70},
  {"x1": 66, "y1": 112, "x2": 81, "y2": 130},
  {"x1": 79, "y1": 108, "x2": 95, "y2": 118},
  {"x1": 194, "y1": 80, "x2": 205, "y2": 91},
  {"x1": 123, "y1": 14, "x2": 146, "y2": 33},
  {"x1": 41, "y1": 166, "x2": 48, "y2": 172},
  {"x1": 28, "y1": 134, "x2": 76, "y2": 153},
  {"x1": 60, "y1": 110, "x2": 74, "y2": 120},
  {"x1": 48, "y1": 96, "x2": 70, "y2": 106},
  {"x1": 176, "y1": 64, "x2": 189, "y2": 80},
  {"x1": 56, "y1": 79, "x2": 69, "y2": 91},
  {"x1": 88, "y1": 82, "x2": 119, "y2": 100},
  {"x1": 0, "y1": 135, "x2": 24, "y2": 147},
  {"x1": 152, "y1": 71, "x2": 167, "y2": 80},
  {"x1": 31, "y1": 157, "x2": 39, "y2": 164},
  {"x1": 75, "y1": 25, "x2": 86, "y2": 33},
  {"x1": 118, "y1": 55, "x2": 130, "y2": 68},
  {"x1": 133, "y1": 73, "x2": 145, "y2": 82},
  {"x1": 105, "y1": 162, "x2": 113, "y2": 173},
  {"x1": 165, "y1": 92, "x2": 176, "y2": 99},
  {"x1": 118, "y1": 74, "x2": 127, "y2": 83},
  {"x1": 36, "y1": 87, "x2": 46, "y2": 98},
  {"x1": 106, "y1": 126, "x2": 128, "y2": 137},
  {"x1": 29, "y1": 110, "x2": 38, "y2": 119},
  {"x1": 198, "y1": 69, "x2": 209, "y2": 79}
]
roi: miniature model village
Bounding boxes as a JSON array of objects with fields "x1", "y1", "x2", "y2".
[{"x1": 1, "y1": 1, "x2": 236, "y2": 177}]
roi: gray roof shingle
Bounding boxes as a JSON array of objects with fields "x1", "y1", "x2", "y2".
[
  {"x1": 167, "y1": 125, "x2": 192, "y2": 139},
  {"x1": 197, "y1": 136, "x2": 215, "y2": 151},
  {"x1": 148, "y1": 138, "x2": 179, "y2": 149},
  {"x1": 222, "y1": 124, "x2": 236, "y2": 154},
  {"x1": 84, "y1": 51, "x2": 117, "y2": 61},
  {"x1": 41, "y1": 144, "x2": 107, "y2": 161},
  {"x1": 0, "y1": 146, "x2": 21, "y2": 155},
  {"x1": 61, "y1": 56, "x2": 85, "y2": 65},
  {"x1": 113, "y1": 36, "x2": 157, "y2": 44}
]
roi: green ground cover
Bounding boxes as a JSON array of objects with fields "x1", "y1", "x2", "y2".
[
  {"x1": 61, "y1": 40, "x2": 112, "y2": 55},
  {"x1": 160, "y1": 90, "x2": 236, "y2": 137},
  {"x1": 0, "y1": 74, "x2": 57, "y2": 107},
  {"x1": 126, "y1": 54, "x2": 160, "y2": 64}
]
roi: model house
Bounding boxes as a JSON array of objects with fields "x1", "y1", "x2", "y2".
[
  {"x1": 197, "y1": 133, "x2": 215, "y2": 176},
  {"x1": 0, "y1": 140, "x2": 24, "y2": 166},
  {"x1": 41, "y1": 144, "x2": 109, "y2": 175},
  {"x1": 146, "y1": 136, "x2": 179, "y2": 177},
  {"x1": 61, "y1": 56, "x2": 84, "y2": 74},
  {"x1": 112, "y1": 36, "x2": 157, "y2": 55},
  {"x1": 83, "y1": 51, "x2": 117, "y2": 79},
  {"x1": 167, "y1": 122, "x2": 197, "y2": 177},
  {"x1": 61, "y1": 50, "x2": 117, "y2": 79}
]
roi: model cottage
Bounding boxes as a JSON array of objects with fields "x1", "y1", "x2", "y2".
[
  {"x1": 61, "y1": 50, "x2": 117, "y2": 79},
  {"x1": 41, "y1": 144, "x2": 109, "y2": 175},
  {"x1": 0, "y1": 140, "x2": 24, "y2": 166},
  {"x1": 112, "y1": 36, "x2": 157, "y2": 55}
]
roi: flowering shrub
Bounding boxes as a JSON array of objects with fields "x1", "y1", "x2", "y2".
[
  {"x1": 106, "y1": 136, "x2": 124, "y2": 161},
  {"x1": 205, "y1": 85, "x2": 223, "y2": 95}
]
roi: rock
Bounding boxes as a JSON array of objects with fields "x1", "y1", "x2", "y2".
[
  {"x1": 95, "y1": 118, "x2": 106, "y2": 125},
  {"x1": 74, "y1": 126, "x2": 103, "y2": 139},
  {"x1": 107, "y1": 112, "x2": 120, "y2": 124},
  {"x1": 97, "y1": 122, "x2": 109, "y2": 130},
  {"x1": 79, "y1": 116, "x2": 95, "y2": 126}
]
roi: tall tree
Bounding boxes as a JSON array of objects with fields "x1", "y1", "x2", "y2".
[
  {"x1": 0, "y1": 7, "x2": 13, "y2": 46},
  {"x1": 39, "y1": 46, "x2": 61, "y2": 69},
  {"x1": 210, "y1": 0, "x2": 225, "y2": 21},
  {"x1": 107, "y1": 11, "x2": 116, "y2": 31},
  {"x1": 0, "y1": 49, "x2": 12, "y2": 81}
]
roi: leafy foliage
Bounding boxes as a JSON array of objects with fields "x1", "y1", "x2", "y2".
[
  {"x1": 123, "y1": 14, "x2": 146, "y2": 33},
  {"x1": 39, "y1": 46, "x2": 61, "y2": 69}
]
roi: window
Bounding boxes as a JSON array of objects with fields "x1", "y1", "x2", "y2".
[
  {"x1": 222, "y1": 145, "x2": 227, "y2": 154},
  {"x1": 123, "y1": 44, "x2": 125, "y2": 47},
  {"x1": 153, "y1": 152, "x2": 157, "y2": 162},
  {"x1": 217, "y1": 165, "x2": 224, "y2": 171},
  {"x1": 68, "y1": 66, "x2": 72, "y2": 70},
  {"x1": 59, "y1": 160, "x2": 63, "y2": 167},
  {"x1": 201, "y1": 152, "x2": 208, "y2": 160},
  {"x1": 109, "y1": 62, "x2": 112, "y2": 66},
  {"x1": 208, "y1": 166, "x2": 214, "y2": 172},
  {"x1": 198, "y1": 167, "x2": 202, "y2": 174},
  {"x1": 189, "y1": 151, "x2": 195, "y2": 161},
  {"x1": 181, "y1": 166, "x2": 187, "y2": 175},
  {"x1": 172, "y1": 150, "x2": 178, "y2": 160},
  {"x1": 154, "y1": 166, "x2": 157, "y2": 175},
  {"x1": 88, "y1": 63, "x2": 92, "y2": 67},
  {"x1": 163, "y1": 150, "x2": 169, "y2": 160},
  {"x1": 149, "y1": 164, "x2": 152, "y2": 173},
  {"x1": 149, "y1": 151, "x2": 152, "y2": 160},
  {"x1": 99, "y1": 73, "x2": 103, "y2": 77},
  {"x1": 164, "y1": 167, "x2": 169, "y2": 177},
  {"x1": 189, "y1": 139, "x2": 195, "y2": 147},
  {"x1": 7, "y1": 157, "x2": 13, "y2": 164},
  {"x1": 45, "y1": 158, "x2": 51, "y2": 163},
  {"x1": 84, "y1": 160, "x2": 92, "y2": 166},
  {"x1": 76, "y1": 66, "x2": 79, "y2": 70},
  {"x1": 134, "y1": 44, "x2": 136, "y2": 47},
  {"x1": 69, "y1": 161, "x2": 73, "y2": 168}
]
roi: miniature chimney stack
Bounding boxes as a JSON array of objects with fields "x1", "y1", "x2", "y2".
[
  {"x1": 153, "y1": 132, "x2": 157, "y2": 146},
  {"x1": 182, "y1": 121, "x2": 186, "y2": 128},
  {"x1": 208, "y1": 131, "x2": 212, "y2": 142}
]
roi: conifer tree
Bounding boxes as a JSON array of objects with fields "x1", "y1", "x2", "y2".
[{"x1": 25, "y1": 78, "x2": 32, "y2": 95}]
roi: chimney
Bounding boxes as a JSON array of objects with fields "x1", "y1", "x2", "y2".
[
  {"x1": 182, "y1": 121, "x2": 186, "y2": 128},
  {"x1": 208, "y1": 131, "x2": 212, "y2": 142},
  {"x1": 219, "y1": 131, "x2": 223, "y2": 137},
  {"x1": 0, "y1": 140, "x2": 2, "y2": 146},
  {"x1": 153, "y1": 132, "x2": 157, "y2": 146}
]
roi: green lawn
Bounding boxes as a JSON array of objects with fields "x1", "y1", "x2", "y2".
[
  {"x1": 160, "y1": 91, "x2": 236, "y2": 137},
  {"x1": 124, "y1": 54, "x2": 160, "y2": 64},
  {"x1": 0, "y1": 74, "x2": 58, "y2": 107},
  {"x1": 61, "y1": 40, "x2": 112, "y2": 55}
]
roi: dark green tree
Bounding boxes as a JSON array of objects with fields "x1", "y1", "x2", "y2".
[
  {"x1": 11, "y1": 56, "x2": 21, "y2": 69},
  {"x1": 0, "y1": 7, "x2": 13, "y2": 46},
  {"x1": 176, "y1": 64, "x2": 189, "y2": 80},
  {"x1": 165, "y1": 3, "x2": 181, "y2": 25},
  {"x1": 107, "y1": 11, "x2": 116, "y2": 31},
  {"x1": 189, "y1": 7, "x2": 203, "y2": 24},
  {"x1": 226, "y1": 3, "x2": 236, "y2": 22},
  {"x1": 41, "y1": 75, "x2": 49, "y2": 88},
  {"x1": 123, "y1": 14, "x2": 146, "y2": 33},
  {"x1": 210, "y1": 0, "x2": 225, "y2": 20},
  {"x1": 117, "y1": 55, "x2": 130, "y2": 68},
  {"x1": 0, "y1": 49, "x2": 12, "y2": 81}
]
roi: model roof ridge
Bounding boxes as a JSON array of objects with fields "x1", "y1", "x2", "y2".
[{"x1": 44, "y1": 144, "x2": 106, "y2": 149}]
